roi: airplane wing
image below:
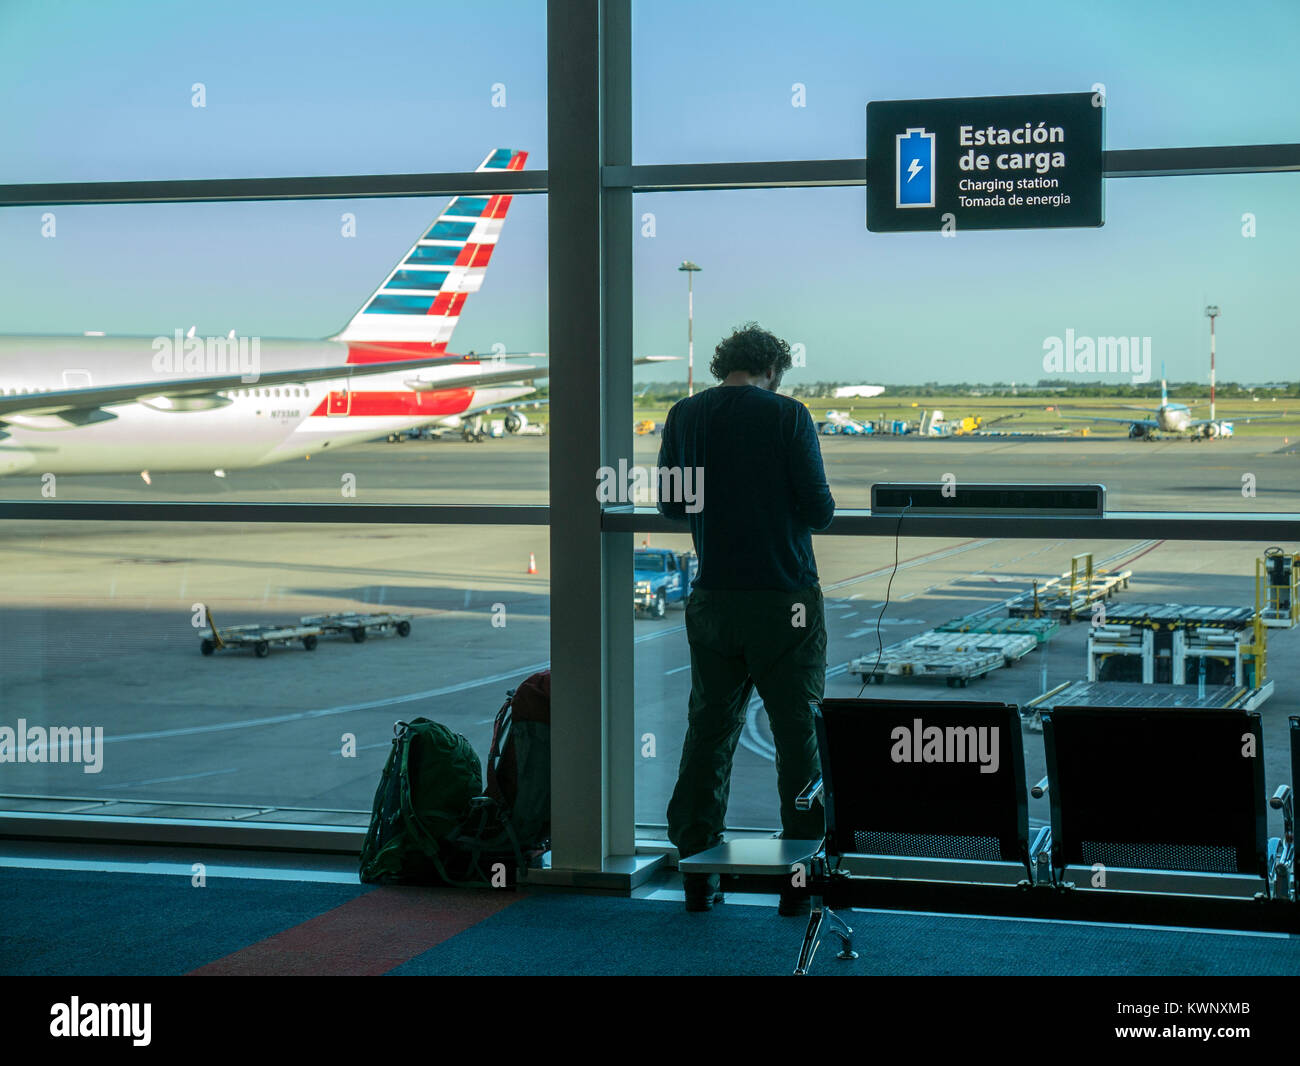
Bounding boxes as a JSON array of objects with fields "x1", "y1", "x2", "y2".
[
  {"x1": 406, "y1": 351, "x2": 676, "y2": 422},
  {"x1": 1055, "y1": 412, "x2": 1160, "y2": 429},
  {"x1": 1186, "y1": 413, "x2": 1288, "y2": 427},
  {"x1": 465, "y1": 397, "x2": 550, "y2": 418},
  {"x1": 0, "y1": 354, "x2": 485, "y2": 422}
]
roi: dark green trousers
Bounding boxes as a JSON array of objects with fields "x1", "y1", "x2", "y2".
[{"x1": 667, "y1": 584, "x2": 827, "y2": 859}]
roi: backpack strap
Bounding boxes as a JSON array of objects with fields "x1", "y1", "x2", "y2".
[
  {"x1": 485, "y1": 689, "x2": 516, "y2": 802},
  {"x1": 487, "y1": 689, "x2": 515, "y2": 765}
]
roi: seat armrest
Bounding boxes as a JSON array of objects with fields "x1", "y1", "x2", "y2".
[
  {"x1": 1029, "y1": 826, "x2": 1053, "y2": 885},
  {"x1": 1269, "y1": 836, "x2": 1292, "y2": 900},
  {"x1": 1029, "y1": 826, "x2": 1052, "y2": 864},
  {"x1": 795, "y1": 775, "x2": 823, "y2": 811},
  {"x1": 1271, "y1": 785, "x2": 1294, "y2": 842}
]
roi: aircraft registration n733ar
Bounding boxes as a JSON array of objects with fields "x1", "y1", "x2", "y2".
[{"x1": 0, "y1": 149, "x2": 667, "y2": 481}]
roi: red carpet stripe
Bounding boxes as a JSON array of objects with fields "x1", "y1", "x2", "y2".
[{"x1": 188, "y1": 886, "x2": 523, "y2": 976}]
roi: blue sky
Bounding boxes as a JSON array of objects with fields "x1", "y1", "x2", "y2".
[{"x1": 0, "y1": 0, "x2": 1295, "y2": 384}]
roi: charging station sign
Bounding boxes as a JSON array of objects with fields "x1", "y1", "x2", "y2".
[{"x1": 867, "y1": 92, "x2": 1103, "y2": 232}]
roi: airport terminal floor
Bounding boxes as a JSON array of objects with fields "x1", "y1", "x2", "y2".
[
  {"x1": 2, "y1": 0, "x2": 1299, "y2": 1044},
  {"x1": 3, "y1": 853, "x2": 1296, "y2": 978}
]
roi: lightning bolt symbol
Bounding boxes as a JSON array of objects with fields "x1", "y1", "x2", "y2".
[{"x1": 907, "y1": 157, "x2": 923, "y2": 182}]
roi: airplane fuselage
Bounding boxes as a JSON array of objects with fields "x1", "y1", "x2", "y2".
[
  {"x1": 0, "y1": 335, "x2": 535, "y2": 476},
  {"x1": 1154, "y1": 403, "x2": 1193, "y2": 433}
]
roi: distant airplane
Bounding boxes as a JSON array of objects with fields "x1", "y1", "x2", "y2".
[
  {"x1": 1060, "y1": 366, "x2": 1284, "y2": 440},
  {"x1": 833, "y1": 384, "x2": 886, "y2": 399},
  {"x1": 0, "y1": 149, "x2": 669, "y2": 477}
]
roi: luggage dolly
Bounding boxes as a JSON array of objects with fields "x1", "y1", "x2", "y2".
[
  {"x1": 199, "y1": 610, "x2": 323, "y2": 659},
  {"x1": 299, "y1": 611, "x2": 413, "y2": 644}
]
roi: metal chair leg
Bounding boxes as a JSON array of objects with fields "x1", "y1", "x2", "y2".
[
  {"x1": 793, "y1": 903, "x2": 824, "y2": 975},
  {"x1": 825, "y1": 906, "x2": 858, "y2": 960}
]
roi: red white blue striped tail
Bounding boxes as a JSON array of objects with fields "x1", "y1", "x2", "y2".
[{"x1": 336, "y1": 148, "x2": 527, "y2": 362}]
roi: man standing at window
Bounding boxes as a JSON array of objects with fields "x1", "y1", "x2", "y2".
[{"x1": 657, "y1": 323, "x2": 835, "y2": 913}]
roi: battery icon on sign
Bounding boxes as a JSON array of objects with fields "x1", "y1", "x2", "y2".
[{"x1": 896, "y1": 128, "x2": 935, "y2": 209}]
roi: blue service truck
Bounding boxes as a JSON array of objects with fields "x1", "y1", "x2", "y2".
[{"x1": 633, "y1": 548, "x2": 698, "y2": 619}]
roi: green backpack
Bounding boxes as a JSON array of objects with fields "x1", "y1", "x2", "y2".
[{"x1": 359, "y1": 718, "x2": 486, "y2": 886}]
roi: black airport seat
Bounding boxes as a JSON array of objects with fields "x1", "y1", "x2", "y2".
[
  {"x1": 1040, "y1": 705, "x2": 1271, "y2": 898},
  {"x1": 684, "y1": 699, "x2": 1299, "y2": 974},
  {"x1": 790, "y1": 697, "x2": 1034, "y2": 973},
  {"x1": 813, "y1": 697, "x2": 1034, "y2": 881}
]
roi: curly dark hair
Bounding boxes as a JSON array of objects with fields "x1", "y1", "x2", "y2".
[{"x1": 709, "y1": 322, "x2": 793, "y2": 381}]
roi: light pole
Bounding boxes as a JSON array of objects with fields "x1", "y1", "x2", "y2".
[
  {"x1": 1205, "y1": 304, "x2": 1221, "y2": 423},
  {"x1": 679, "y1": 260, "x2": 701, "y2": 396}
]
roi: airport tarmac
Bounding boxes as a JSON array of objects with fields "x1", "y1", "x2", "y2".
[
  {"x1": 20, "y1": 430, "x2": 1300, "y2": 511},
  {"x1": 0, "y1": 434, "x2": 1296, "y2": 847}
]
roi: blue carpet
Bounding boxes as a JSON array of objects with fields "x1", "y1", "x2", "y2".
[
  {"x1": 5, "y1": 866, "x2": 1299, "y2": 976},
  {"x1": 0, "y1": 866, "x2": 369, "y2": 976},
  {"x1": 392, "y1": 894, "x2": 1300, "y2": 976}
]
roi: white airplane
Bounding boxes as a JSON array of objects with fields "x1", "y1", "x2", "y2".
[
  {"x1": 0, "y1": 149, "x2": 658, "y2": 479},
  {"x1": 1061, "y1": 368, "x2": 1284, "y2": 441},
  {"x1": 832, "y1": 384, "x2": 886, "y2": 399}
]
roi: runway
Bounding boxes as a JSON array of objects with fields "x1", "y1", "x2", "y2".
[{"x1": 0, "y1": 433, "x2": 1295, "y2": 843}]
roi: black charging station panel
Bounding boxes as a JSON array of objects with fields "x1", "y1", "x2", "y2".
[{"x1": 871, "y1": 483, "x2": 1106, "y2": 516}]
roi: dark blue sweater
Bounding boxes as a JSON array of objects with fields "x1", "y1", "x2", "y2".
[{"x1": 656, "y1": 384, "x2": 835, "y2": 591}]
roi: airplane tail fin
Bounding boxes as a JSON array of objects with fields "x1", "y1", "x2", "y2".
[
  {"x1": 335, "y1": 149, "x2": 528, "y2": 362},
  {"x1": 1161, "y1": 360, "x2": 1167, "y2": 406}
]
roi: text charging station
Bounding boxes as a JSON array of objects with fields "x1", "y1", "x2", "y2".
[{"x1": 867, "y1": 91, "x2": 1105, "y2": 233}]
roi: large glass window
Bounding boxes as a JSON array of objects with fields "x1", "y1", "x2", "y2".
[
  {"x1": 636, "y1": 534, "x2": 1296, "y2": 844},
  {"x1": 0, "y1": 196, "x2": 548, "y2": 503},
  {"x1": 627, "y1": 0, "x2": 1298, "y2": 854},
  {"x1": 0, "y1": 521, "x2": 549, "y2": 825},
  {"x1": 0, "y1": 2, "x2": 554, "y2": 841},
  {"x1": 3, "y1": 0, "x2": 1295, "y2": 870},
  {"x1": 632, "y1": 177, "x2": 1299, "y2": 513},
  {"x1": 632, "y1": 0, "x2": 1300, "y2": 163},
  {"x1": 0, "y1": 0, "x2": 547, "y2": 183}
]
